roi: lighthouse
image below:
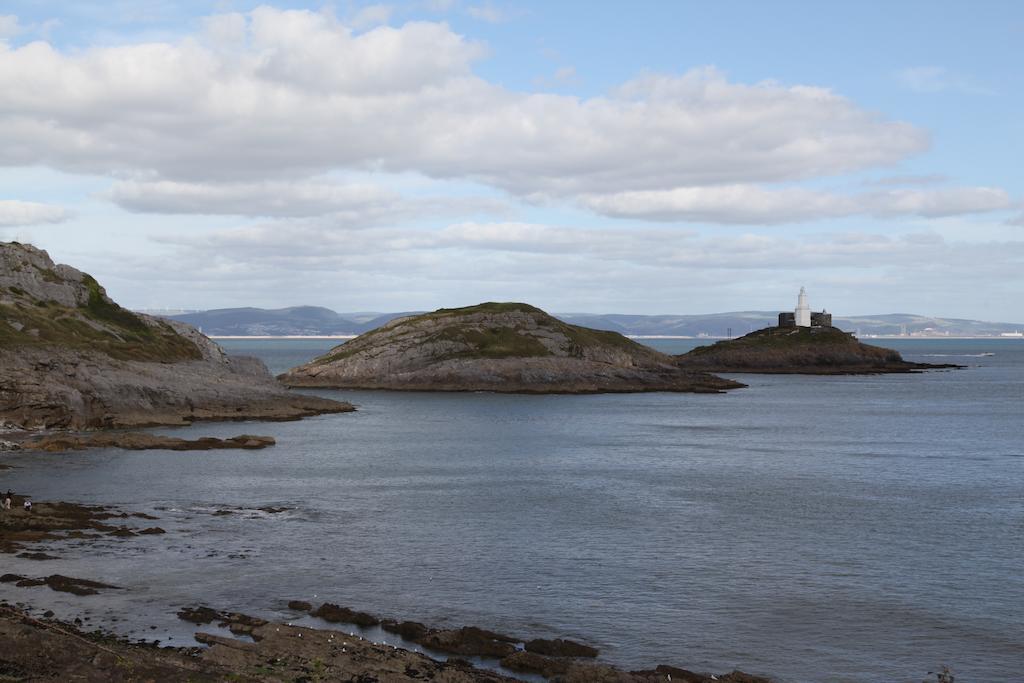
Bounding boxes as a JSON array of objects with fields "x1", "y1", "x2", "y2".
[
  {"x1": 778, "y1": 288, "x2": 832, "y2": 328},
  {"x1": 795, "y1": 286, "x2": 811, "y2": 327}
]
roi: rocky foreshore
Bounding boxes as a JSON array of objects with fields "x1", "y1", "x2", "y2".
[
  {"x1": 14, "y1": 432, "x2": 277, "y2": 452},
  {"x1": 0, "y1": 496, "x2": 161, "y2": 554},
  {"x1": 0, "y1": 601, "x2": 774, "y2": 683},
  {"x1": 0, "y1": 494, "x2": 774, "y2": 682}
]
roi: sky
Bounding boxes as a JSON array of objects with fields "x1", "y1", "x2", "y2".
[{"x1": 1, "y1": 1, "x2": 1022, "y2": 320}]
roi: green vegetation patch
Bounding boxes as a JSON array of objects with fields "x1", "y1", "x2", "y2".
[
  {"x1": 0, "y1": 286, "x2": 202, "y2": 363},
  {"x1": 33, "y1": 264, "x2": 63, "y2": 283},
  {"x1": 384, "y1": 302, "x2": 545, "y2": 332},
  {"x1": 311, "y1": 302, "x2": 657, "y2": 366},
  {"x1": 561, "y1": 323, "x2": 650, "y2": 355},
  {"x1": 313, "y1": 341, "x2": 358, "y2": 365},
  {"x1": 81, "y1": 275, "x2": 152, "y2": 333},
  {"x1": 433, "y1": 324, "x2": 553, "y2": 360},
  {"x1": 687, "y1": 326, "x2": 856, "y2": 356}
]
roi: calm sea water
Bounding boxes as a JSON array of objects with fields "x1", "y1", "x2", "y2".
[{"x1": 2, "y1": 338, "x2": 1022, "y2": 682}]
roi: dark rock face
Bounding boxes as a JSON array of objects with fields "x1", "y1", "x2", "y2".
[
  {"x1": 1, "y1": 573, "x2": 119, "y2": 596},
  {"x1": 676, "y1": 325, "x2": 961, "y2": 375},
  {"x1": 177, "y1": 606, "x2": 222, "y2": 624},
  {"x1": 287, "y1": 600, "x2": 313, "y2": 612},
  {"x1": 525, "y1": 637, "x2": 599, "y2": 658},
  {"x1": 281, "y1": 302, "x2": 742, "y2": 394},
  {"x1": 501, "y1": 650, "x2": 573, "y2": 677},
  {"x1": 417, "y1": 627, "x2": 518, "y2": 658},
  {"x1": 21, "y1": 432, "x2": 277, "y2": 452},
  {"x1": 381, "y1": 619, "x2": 430, "y2": 641},
  {"x1": 312, "y1": 603, "x2": 380, "y2": 627},
  {"x1": 0, "y1": 498, "x2": 157, "y2": 554},
  {"x1": 16, "y1": 551, "x2": 59, "y2": 560},
  {"x1": 0, "y1": 241, "x2": 354, "y2": 429}
]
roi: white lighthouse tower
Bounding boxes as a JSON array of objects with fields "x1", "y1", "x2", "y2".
[{"x1": 795, "y1": 286, "x2": 811, "y2": 327}]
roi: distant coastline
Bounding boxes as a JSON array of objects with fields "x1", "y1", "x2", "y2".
[
  {"x1": 210, "y1": 334, "x2": 1022, "y2": 341},
  {"x1": 175, "y1": 307, "x2": 1024, "y2": 339},
  {"x1": 210, "y1": 335, "x2": 358, "y2": 340}
]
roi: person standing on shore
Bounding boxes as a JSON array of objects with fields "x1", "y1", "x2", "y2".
[
  {"x1": 3, "y1": 490, "x2": 10, "y2": 510},
  {"x1": 22, "y1": 498, "x2": 31, "y2": 513}
]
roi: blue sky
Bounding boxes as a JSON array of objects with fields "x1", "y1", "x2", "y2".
[{"x1": 1, "y1": 1, "x2": 1021, "y2": 320}]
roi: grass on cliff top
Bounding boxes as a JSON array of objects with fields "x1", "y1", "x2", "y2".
[
  {"x1": 685, "y1": 325, "x2": 863, "y2": 356},
  {"x1": 312, "y1": 301, "x2": 658, "y2": 365},
  {"x1": 0, "y1": 276, "x2": 201, "y2": 362}
]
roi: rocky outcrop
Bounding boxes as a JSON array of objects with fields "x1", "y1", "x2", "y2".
[
  {"x1": 311, "y1": 603, "x2": 380, "y2": 627},
  {"x1": 281, "y1": 302, "x2": 742, "y2": 394},
  {"x1": 525, "y1": 637, "x2": 599, "y2": 658},
  {"x1": 20, "y1": 432, "x2": 276, "y2": 452},
  {"x1": 675, "y1": 325, "x2": 961, "y2": 375},
  {"x1": 0, "y1": 573, "x2": 120, "y2": 596},
  {"x1": 0, "y1": 603, "x2": 776, "y2": 683},
  {"x1": 291, "y1": 599, "x2": 767, "y2": 681},
  {"x1": 0, "y1": 241, "x2": 352, "y2": 429},
  {"x1": 0, "y1": 498, "x2": 157, "y2": 554}
]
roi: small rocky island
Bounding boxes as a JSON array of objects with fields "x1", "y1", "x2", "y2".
[
  {"x1": 676, "y1": 325, "x2": 958, "y2": 375},
  {"x1": 676, "y1": 288, "x2": 959, "y2": 375},
  {"x1": 281, "y1": 302, "x2": 742, "y2": 393},
  {"x1": 0, "y1": 241, "x2": 352, "y2": 431}
]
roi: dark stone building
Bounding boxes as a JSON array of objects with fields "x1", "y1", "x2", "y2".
[{"x1": 778, "y1": 311, "x2": 832, "y2": 328}]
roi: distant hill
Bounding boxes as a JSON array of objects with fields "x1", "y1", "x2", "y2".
[
  {"x1": 169, "y1": 306, "x2": 422, "y2": 336},
  {"x1": 165, "y1": 307, "x2": 1024, "y2": 338}
]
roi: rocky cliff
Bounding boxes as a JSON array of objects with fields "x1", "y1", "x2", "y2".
[
  {"x1": 280, "y1": 302, "x2": 742, "y2": 393},
  {"x1": 0, "y1": 242, "x2": 352, "y2": 429},
  {"x1": 675, "y1": 325, "x2": 958, "y2": 374}
]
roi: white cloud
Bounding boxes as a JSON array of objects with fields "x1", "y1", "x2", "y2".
[
  {"x1": 351, "y1": 4, "x2": 395, "y2": 29},
  {"x1": 553, "y1": 65, "x2": 576, "y2": 81},
  {"x1": 107, "y1": 179, "x2": 395, "y2": 217},
  {"x1": 105, "y1": 178, "x2": 510, "y2": 220},
  {"x1": 863, "y1": 174, "x2": 948, "y2": 187},
  {"x1": 896, "y1": 66, "x2": 993, "y2": 95},
  {"x1": 0, "y1": 199, "x2": 70, "y2": 226},
  {"x1": 534, "y1": 64, "x2": 578, "y2": 89},
  {"x1": 149, "y1": 219, "x2": 1024, "y2": 302},
  {"x1": 2, "y1": 8, "x2": 1012, "y2": 231},
  {"x1": 0, "y1": 9, "x2": 926, "y2": 201},
  {"x1": 579, "y1": 185, "x2": 1012, "y2": 224},
  {"x1": 866, "y1": 186, "x2": 1010, "y2": 218},
  {"x1": 422, "y1": 0, "x2": 459, "y2": 11},
  {"x1": 466, "y1": 3, "x2": 507, "y2": 23},
  {"x1": 87, "y1": 211, "x2": 1017, "y2": 315},
  {"x1": 0, "y1": 15, "x2": 21, "y2": 40}
]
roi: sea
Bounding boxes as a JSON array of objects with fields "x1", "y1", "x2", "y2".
[{"x1": 1, "y1": 338, "x2": 1022, "y2": 683}]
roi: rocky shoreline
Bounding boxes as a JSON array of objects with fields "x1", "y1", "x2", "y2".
[
  {"x1": 0, "y1": 496, "x2": 773, "y2": 682},
  {"x1": 6, "y1": 431, "x2": 277, "y2": 452},
  {"x1": 0, "y1": 600, "x2": 772, "y2": 683}
]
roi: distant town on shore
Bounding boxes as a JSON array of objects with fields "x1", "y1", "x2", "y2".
[{"x1": 146, "y1": 305, "x2": 1024, "y2": 340}]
